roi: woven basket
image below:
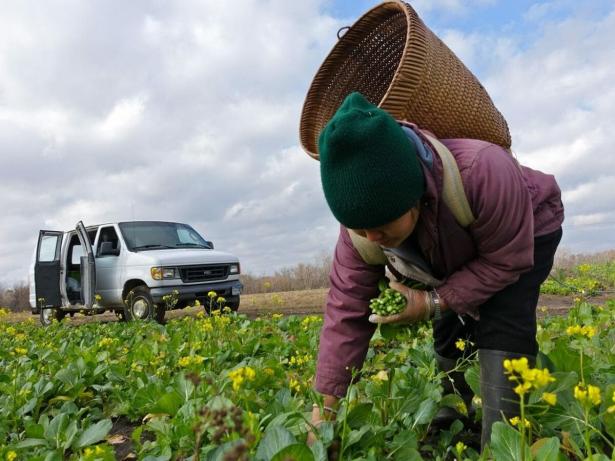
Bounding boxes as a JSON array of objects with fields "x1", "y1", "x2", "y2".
[{"x1": 299, "y1": 0, "x2": 511, "y2": 160}]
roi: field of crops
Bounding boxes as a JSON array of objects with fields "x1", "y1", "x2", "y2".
[{"x1": 1, "y1": 266, "x2": 614, "y2": 460}]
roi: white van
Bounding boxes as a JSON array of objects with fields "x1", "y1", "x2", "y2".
[{"x1": 29, "y1": 221, "x2": 242, "y2": 325}]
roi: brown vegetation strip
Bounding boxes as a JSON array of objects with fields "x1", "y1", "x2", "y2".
[{"x1": 4, "y1": 289, "x2": 607, "y2": 325}]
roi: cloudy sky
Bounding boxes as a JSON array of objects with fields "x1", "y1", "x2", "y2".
[{"x1": 1, "y1": 0, "x2": 614, "y2": 286}]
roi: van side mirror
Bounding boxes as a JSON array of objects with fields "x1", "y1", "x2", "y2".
[
  {"x1": 100, "y1": 241, "x2": 120, "y2": 256},
  {"x1": 205, "y1": 240, "x2": 214, "y2": 249}
]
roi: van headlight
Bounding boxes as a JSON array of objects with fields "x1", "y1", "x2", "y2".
[
  {"x1": 151, "y1": 266, "x2": 179, "y2": 280},
  {"x1": 229, "y1": 263, "x2": 240, "y2": 274}
]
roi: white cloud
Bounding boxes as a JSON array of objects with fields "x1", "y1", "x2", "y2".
[
  {"x1": 1, "y1": 0, "x2": 614, "y2": 286},
  {"x1": 435, "y1": 5, "x2": 615, "y2": 253},
  {"x1": 96, "y1": 95, "x2": 147, "y2": 140}
]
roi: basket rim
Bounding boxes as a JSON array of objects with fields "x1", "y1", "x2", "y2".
[{"x1": 299, "y1": 0, "x2": 410, "y2": 160}]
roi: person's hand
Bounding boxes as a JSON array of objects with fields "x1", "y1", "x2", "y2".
[
  {"x1": 368, "y1": 281, "x2": 431, "y2": 324},
  {"x1": 307, "y1": 396, "x2": 339, "y2": 446}
]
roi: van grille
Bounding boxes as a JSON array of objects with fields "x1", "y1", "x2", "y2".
[{"x1": 179, "y1": 264, "x2": 229, "y2": 283}]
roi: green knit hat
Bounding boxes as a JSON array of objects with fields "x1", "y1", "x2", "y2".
[{"x1": 318, "y1": 92, "x2": 425, "y2": 229}]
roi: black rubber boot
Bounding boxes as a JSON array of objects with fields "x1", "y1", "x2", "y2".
[
  {"x1": 479, "y1": 349, "x2": 536, "y2": 449},
  {"x1": 432, "y1": 353, "x2": 475, "y2": 428}
]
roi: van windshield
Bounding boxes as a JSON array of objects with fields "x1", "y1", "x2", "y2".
[{"x1": 118, "y1": 222, "x2": 212, "y2": 251}]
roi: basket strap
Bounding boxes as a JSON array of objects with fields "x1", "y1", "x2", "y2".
[{"x1": 423, "y1": 134, "x2": 476, "y2": 228}]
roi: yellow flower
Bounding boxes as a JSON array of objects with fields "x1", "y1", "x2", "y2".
[
  {"x1": 13, "y1": 347, "x2": 27, "y2": 356},
  {"x1": 503, "y1": 357, "x2": 529, "y2": 374},
  {"x1": 542, "y1": 392, "x2": 557, "y2": 406},
  {"x1": 455, "y1": 441, "x2": 467, "y2": 454},
  {"x1": 371, "y1": 370, "x2": 389, "y2": 382},
  {"x1": 207, "y1": 291, "x2": 217, "y2": 299},
  {"x1": 301, "y1": 315, "x2": 322, "y2": 329},
  {"x1": 98, "y1": 338, "x2": 114, "y2": 348},
  {"x1": 514, "y1": 382, "x2": 532, "y2": 396},
  {"x1": 455, "y1": 339, "x2": 466, "y2": 351},
  {"x1": 6, "y1": 451, "x2": 17, "y2": 461},
  {"x1": 532, "y1": 368, "x2": 556, "y2": 388},
  {"x1": 607, "y1": 390, "x2": 615, "y2": 414},
  {"x1": 575, "y1": 384, "x2": 601, "y2": 407},
  {"x1": 217, "y1": 297, "x2": 226, "y2": 304},
  {"x1": 271, "y1": 313, "x2": 283, "y2": 320},
  {"x1": 202, "y1": 319, "x2": 213, "y2": 332},
  {"x1": 289, "y1": 377, "x2": 301, "y2": 393},
  {"x1": 566, "y1": 325, "x2": 581, "y2": 336},
  {"x1": 244, "y1": 366, "x2": 256, "y2": 380},
  {"x1": 588, "y1": 385, "x2": 601, "y2": 406},
  {"x1": 509, "y1": 416, "x2": 531, "y2": 428},
  {"x1": 178, "y1": 355, "x2": 205, "y2": 368},
  {"x1": 455, "y1": 401, "x2": 468, "y2": 416},
  {"x1": 228, "y1": 366, "x2": 256, "y2": 391},
  {"x1": 566, "y1": 324, "x2": 596, "y2": 338}
]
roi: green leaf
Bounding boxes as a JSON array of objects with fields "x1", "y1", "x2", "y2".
[
  {"x1": 15, "y1": 438, "x2": 48, "y2": 449},
  {"x1": 531, "y1": 437, "x2": 561, "y2": 461},
  {"x1": 176, "y1": 374, "x2": 195, "y2": 402},
  {"x1": 346, "y1": 426, "x2": 371, "y2": 447},
  {"x1": 270, "y1": 443, "x2": 315, "y2": 461},
  {"x1": 345, "y1": 402, "x2": 373, "y2": 429},
  {"x1": 45, "y1": 413, "x2": 68, "y2": 441},
  {"x1": 440, "y1": 393, "x2": 468, "y2": 416},
  {"x1": 25, "y1": 422, "x2": 45, "y2": 439},
  {"x1": 393, "y1": 447, "x2": 423, "y2": 461},
  {"x1": 75, "y1": 419, "x2": 112, "y2": 448},
  {"x1": 582, "y1": 455, "x2": 610, "y2": 461},
  {"x1": 464, "y1": 366, "x2": 481, "y2": 396},
  {"x1": 309, "y1": 440, "x2": 327, "y2": 461},
  {"x1": 412, "y1": 399, "x2": 437, "y2": 427},
  {"x1": 255, "y1": 425, "x2": 296, "y2": 461},
  {"x1": 490, "y1": 422, "x2": 531, "y2": 461},
  {"x1": 151, "y1": 391, "x2": 183, "y2": 415},
  {"x1": 19, "y1": 397, "x2": 38, "y2": 416}
]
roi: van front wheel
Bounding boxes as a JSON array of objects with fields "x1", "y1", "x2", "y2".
[{"x1": 124, "y1": 287, "x2": 156, "y2": 322}]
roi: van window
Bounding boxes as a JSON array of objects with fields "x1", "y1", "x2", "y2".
[
  {"x1": 119, "y1": 222, "x2": 210, "y2": 250},
  {"x1": 87, "y1": 229, "x2": 97, "y2": 245},
  {"x1": 39, "y1": 235, "x2": 60, "y2": 262},
  {"x1": 96, "y1": 227, "x2": 120, "y2": 257},
  {"x1": 177, "y1": 228, "x2": 205, "y2": 245},
  {"x1": 71, "y1": 244, "x2": 84, "y2": 265}
]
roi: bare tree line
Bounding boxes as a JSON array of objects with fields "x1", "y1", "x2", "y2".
[
  {"x1": 0, "y1": 282, "x2": 30, "y2": 312},
  {"x1": 241, "y1": 254, "x2": 333, "y2": 294}
]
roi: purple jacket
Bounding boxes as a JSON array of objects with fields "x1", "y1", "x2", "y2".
[{"x1": 315, "y1": 127, "x2": 564, "y2": 397}]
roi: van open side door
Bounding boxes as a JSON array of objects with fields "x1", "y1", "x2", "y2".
[
  {"x1": 76, "y1": 221, "x2": 96, "y2": 308},
  {"x1": 34, "y1": 230, "x2": 64, "y2": 308}
]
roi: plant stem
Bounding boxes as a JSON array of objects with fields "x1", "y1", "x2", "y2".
[
  {"x1": 579, "y1": 347, "x2": 585, "y2": 384},
  {"x1": 520, "y1": 397, "x2": 526, "y2": 461},
  {"x1": 583, "y1": 407, "x2": 592, "y2": 460}
]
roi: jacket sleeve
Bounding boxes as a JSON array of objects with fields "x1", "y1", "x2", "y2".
[
  {"x1": 436, "y1": 145, "x2": 535, "y2": 315},
  {"x1": 314, "y1": 226, "x2": 384, "y2": 397}
]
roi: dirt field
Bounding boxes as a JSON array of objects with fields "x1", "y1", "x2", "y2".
[{"x1": 4, "y1": 288, "x2": 610, "y2": 325}]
